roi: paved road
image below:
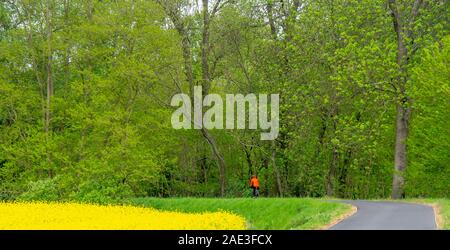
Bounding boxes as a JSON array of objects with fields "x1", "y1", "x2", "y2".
[{"x1": 330, "y1": 200, "x2": 436, "y2": 230}]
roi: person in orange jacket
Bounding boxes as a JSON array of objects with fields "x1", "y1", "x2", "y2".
[{"x1": 250, "y1": 175, "x2": 260, "y2": 198}]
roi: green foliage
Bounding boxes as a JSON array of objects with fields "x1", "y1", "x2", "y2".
[
  {"x1": 72, "y1": 179, "x2": 134, "y2": 204},
  {"x1": 407, "y1": 36, "x2": 450, "y2": 197},
  {"x1": 18, "y1": 179, "x2": 59, "y2": 202}
]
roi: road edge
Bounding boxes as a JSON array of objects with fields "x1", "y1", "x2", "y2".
[
  {"x1": 394, "y1": 200, "x2": 442, "y2": 230},
  {"x1": 431, "y1": 203, "x2": 443, "y2": 230},
  {"x1": 320, "y1": 204, "x2": 357, "y2": 230},
  {"x1": 382, "y1": 199, "x2": 442, "y2": 230}
]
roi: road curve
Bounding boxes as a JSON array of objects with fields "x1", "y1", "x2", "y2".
[{"x1": 329, "y1": 200, "x2": 436, "y2": 230}]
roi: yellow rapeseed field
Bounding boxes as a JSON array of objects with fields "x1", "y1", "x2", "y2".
[{"x1": 0, "y1": 202, "x2": 246, "y2": 230}]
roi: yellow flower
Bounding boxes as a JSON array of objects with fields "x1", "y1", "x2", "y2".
[{"x1": 0, "y1": 202, "x2": 246, "y2": 230}]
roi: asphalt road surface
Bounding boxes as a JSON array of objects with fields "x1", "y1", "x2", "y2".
[{"x1": 330, "y1": 200, "x2": 436, "y2": 230}]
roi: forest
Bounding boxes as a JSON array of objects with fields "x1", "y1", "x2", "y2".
[{"x1": 0, "y1": 0, "x2": 448, "y2": 203}]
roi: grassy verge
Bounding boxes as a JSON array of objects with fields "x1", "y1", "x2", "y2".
[{"x1": 129, "y1": 198, "x2": 352, "y2": 230}]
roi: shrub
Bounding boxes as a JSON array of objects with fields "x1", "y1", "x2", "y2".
[
  {"x1": 18, "y1": 178, "x2": 59, "y2": 201},
  {"x1": 72, "y1": 179, "x2": 134, "y2": 204}
]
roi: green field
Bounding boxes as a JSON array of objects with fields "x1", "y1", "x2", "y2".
[{"x1": 129, "y1": 198, "x2": 352, "y2": 230}]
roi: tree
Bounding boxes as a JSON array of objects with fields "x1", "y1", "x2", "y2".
[{"x1": 157, "y1": 0, "x2": 229, "y2": 196}]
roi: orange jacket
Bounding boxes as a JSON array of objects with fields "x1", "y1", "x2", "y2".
[{"x1": 250, "y1": 177, "x2": 259, "y2": 188}]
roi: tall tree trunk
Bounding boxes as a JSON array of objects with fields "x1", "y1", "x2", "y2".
[
  {"x1": 388, "y1": 0, "x2": 419, "y2": 199},
  {"x1": 326, "y1": 105, "x2": 339, "y2": 196},
  {"x1": 266, "y1": 2, "x2": 277, "y2": 39},
  {"x1": 392, "y1": 103, "x2": 409, "y2": 199},
  {"x1": 45, "y1": 1, "x2": 54, "y2": 178},
  {"x1": 199, "y1": 0, "x2": 227, "y2": 196},
  {"x1": 327, "y1": 147, "x2": 338, "y2": 196},
  {"x1": 158, "y1": 0, "x2": 228, "y2": 196},
  {"x1": 45, "y1": 1, "x2": 53, "y2": 134},
  {"x1": 201, "y1": 128, "x2": 226, "y2": 196},
  {"x1": 244, "y1": 145, "x2": 253, "y2": 177},
  {"x1": 201, "y1": 0, "x2": 211, "y2": 94}
]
